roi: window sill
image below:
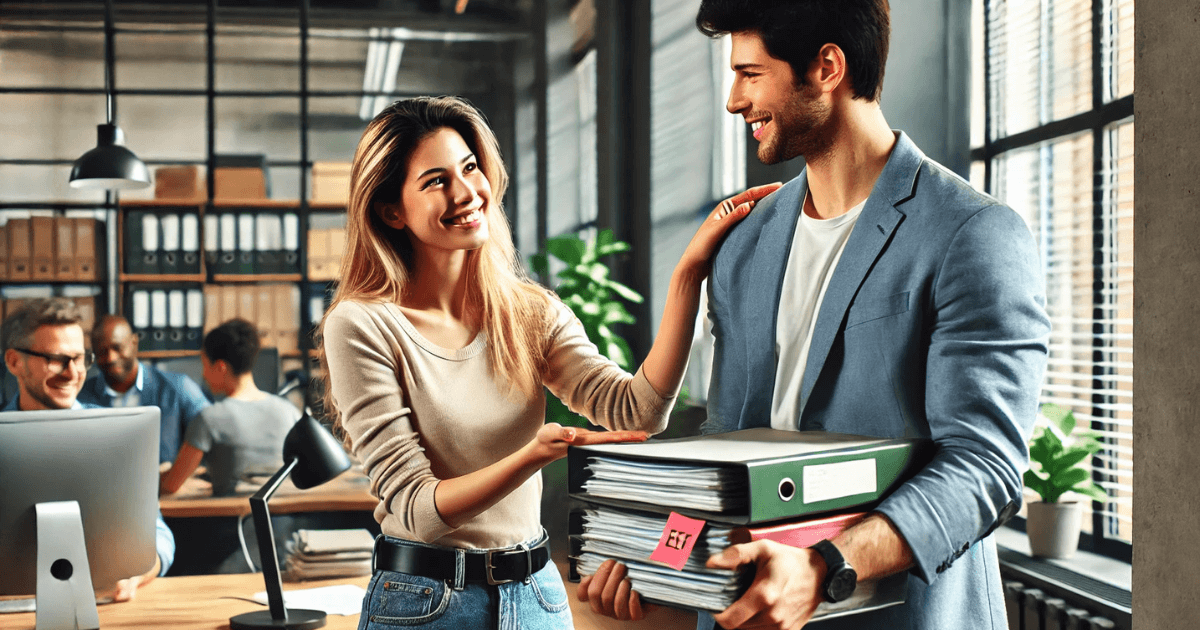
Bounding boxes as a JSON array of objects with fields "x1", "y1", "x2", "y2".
[
  {"x1": 994, "y1": 526, "x2": 1130, "y2": 591},
  {"x1": 994, "y1": 525, "x2": 1131, "y2": 626}
]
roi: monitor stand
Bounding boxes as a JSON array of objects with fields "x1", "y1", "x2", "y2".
[{"x1": 35, "y1": 501, "x2": 100, "y2": 630}]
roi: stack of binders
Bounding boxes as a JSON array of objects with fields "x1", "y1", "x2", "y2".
[
  {"x1": 1, "y1": 217, "x2": 102, "y2": 283},
  {"x1": 202, "y1": 210, "x2": 301, "y2": 276},
  {"x1": 201, "y1": 283, "x2": 301, "y2": 355},
  {"x1": 125, "y1": 283, "x2": 205, "y2": 351},
  {"x1": 283, "y1": 528, "x2": 374, "y2": 581},
  {"x1": 125, "y1": 209, "x2": 202, "y2": 275},
  {"x1": 567, "y1": 428, "x2": 934, "y2": 619}
]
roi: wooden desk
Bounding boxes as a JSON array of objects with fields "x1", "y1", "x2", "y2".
[
  {"x1": 160, "y1": 469, "x2": 377, "y2": 519},
  {"x1": 0, "y1": 564, "x2": 695, "y2": 630},
  {"x1": 1, "y1": 574, "x2": 369, "y2": 630}
]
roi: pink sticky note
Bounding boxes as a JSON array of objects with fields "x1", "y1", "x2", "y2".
[{"x1": 649, "y1": 511, "x2": 707, "y2": 570}]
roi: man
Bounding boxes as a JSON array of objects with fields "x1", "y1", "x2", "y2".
[
  {"x1": 579, "y1": 2, "x2": 1051, "y2": 629},
  {"x1": 160, "y1": 318, "x2": 300, "y2": 497},
  {"x1": 2, "y1": 298, "x2": 175, "y2": 600},
  {"x1": 79, "y1": 314, "x2": 210, "y2": 464}
]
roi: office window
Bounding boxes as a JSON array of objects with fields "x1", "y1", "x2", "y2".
[{"x1": 973, "y1": 0, "x2": 1134, "y2": 561}]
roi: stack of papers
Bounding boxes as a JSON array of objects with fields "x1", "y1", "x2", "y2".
[
  {"x1": 574, "y1": 506, "x2": 907, "y2": 617},
  {"x1": 575, "y1": 507, "x2": 748, "y2": 611},
  {"x1": 284, "y1": 529, "x2": 374, "y2": 581},
  {"x1": 581, "y1": 456, "x2": 748, "y2": 514}
]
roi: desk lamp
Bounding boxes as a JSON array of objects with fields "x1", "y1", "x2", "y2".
[
  {"x1": 229, "y1": 414, "x2": 351, "y2": 630},
  {"x1": 69, "y1": 0, "x2": 150, "y2": 190}
]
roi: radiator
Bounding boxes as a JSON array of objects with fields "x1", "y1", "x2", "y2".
[{"x1": 1004, "y1": 580, "x2": 1118, "y2": 630}]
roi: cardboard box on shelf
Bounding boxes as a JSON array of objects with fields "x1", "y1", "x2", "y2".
[
  {"x1": 214, "y1": 167, "x2": 267, "y2": 200},
  {"x1": 155, "y1": 165, "x2": 205, "y2": 199},
  {"x1": 312, "y1": 161, "x2": 352, "y2": 204}
]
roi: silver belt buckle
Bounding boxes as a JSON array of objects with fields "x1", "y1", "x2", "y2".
[{"x1": 485, "y1": 546, "x2": 533, "y2": 585}]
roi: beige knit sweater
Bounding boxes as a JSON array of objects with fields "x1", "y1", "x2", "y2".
[{"x1": 323, "y1": 297, "x2": 675, "y2": 550}]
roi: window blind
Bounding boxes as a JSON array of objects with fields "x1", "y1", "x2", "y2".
[{"x1": 981, "y1": 0, "x2": 1135, "y2": 550}]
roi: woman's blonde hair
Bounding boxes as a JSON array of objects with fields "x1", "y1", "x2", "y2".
[{"x1": 317, "y1": 96, "x2": 549, "y2": 433}]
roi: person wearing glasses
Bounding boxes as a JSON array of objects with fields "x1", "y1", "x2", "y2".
[
  {"x1": 1, "y1": 297, "x2": 97, "y2": 412},
  {"x1": 0, "y1": 297, "x2": 175, "y2": 601}
]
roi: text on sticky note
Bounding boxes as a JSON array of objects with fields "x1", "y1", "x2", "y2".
[{"x1": 649, "y1": 511, "x2": 707, "y2": 570}]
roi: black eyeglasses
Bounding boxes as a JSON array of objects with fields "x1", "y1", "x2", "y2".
[{"x1": 12, "y1": 347, "x2": 94, "y2": 375}]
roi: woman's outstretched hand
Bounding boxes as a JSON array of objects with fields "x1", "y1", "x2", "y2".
[
  {"x1": 678, "y1": 182, "x2": 783, "y2": 279},
  {"x1": 528, "y1": 422, "x2": 648, "y2": 466}
]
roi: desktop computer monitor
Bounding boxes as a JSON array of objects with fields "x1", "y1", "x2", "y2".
[{"x1": 0, "y1": 406, "x2": 160, "y2": 626}]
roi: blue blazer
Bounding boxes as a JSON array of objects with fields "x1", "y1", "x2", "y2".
[
  {"x1": 78, "y1": 362, "x2": 210, "y2": 464},
  {"x1": 702, "y1": 133, "x2": 1050, "y2": 629}
]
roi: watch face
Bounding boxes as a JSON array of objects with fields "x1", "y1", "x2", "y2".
[{"x1": 826, "y1": 566, "x2": 858, "y2": 602}]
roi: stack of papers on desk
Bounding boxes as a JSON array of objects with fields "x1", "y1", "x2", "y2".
[{"x1": 284, "y1": 529, "x2": 374, "y2": 581}]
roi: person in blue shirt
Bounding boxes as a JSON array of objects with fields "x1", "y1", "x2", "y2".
[
  {"x1": 2, "y1": 298, "x2": 176, "y2": 601},
  {"x1": 78, "y1": 314, "x2": 211, "y2": 464}
]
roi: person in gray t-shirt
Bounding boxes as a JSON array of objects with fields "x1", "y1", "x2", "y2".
[{"x1": 160, "y1": 319, "x2": 300, "y2": 497}]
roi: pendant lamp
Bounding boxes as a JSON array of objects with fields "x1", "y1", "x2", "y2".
[{"x1": 69, "y1": 0, "x2": 150, "y2": 190}]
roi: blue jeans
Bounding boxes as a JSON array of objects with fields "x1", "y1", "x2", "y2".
[{"x1": 356, "y1": 534, "x2": 573, "y2": 630}]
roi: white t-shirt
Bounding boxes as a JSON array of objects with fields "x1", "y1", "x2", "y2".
[{"x1": 771, "y1": 191, "x2": 867, "y2": 431}]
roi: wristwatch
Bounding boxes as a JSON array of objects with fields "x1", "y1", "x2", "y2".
[{"x1": 810, "y1": 539, "x2": 858, "y2": 603}]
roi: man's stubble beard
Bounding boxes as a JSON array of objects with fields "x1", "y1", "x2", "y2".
[{"x1": 757, "y1": 82, "x2": 836, "y2": 166}]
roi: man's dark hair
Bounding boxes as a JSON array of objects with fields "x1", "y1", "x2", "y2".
[
  {"x1": 696, "y1": 0, "x2": 890, "y2": 102},
  {"x1": 203, "y1": 318, "x2": 260, "y2": 376},
  {"x1": 2, "y1": 298, "x2": 83, "y2": 351}
]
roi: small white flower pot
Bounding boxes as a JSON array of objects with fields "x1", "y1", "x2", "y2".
[{"x1": 1026, "y1": 500, "x2": 1083, "y2": 559}]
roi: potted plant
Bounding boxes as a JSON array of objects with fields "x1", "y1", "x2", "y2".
[{"x1": 1022, "y1": 403, "x2": 1109, "y2": 558}]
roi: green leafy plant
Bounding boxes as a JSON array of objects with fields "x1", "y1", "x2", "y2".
[
  {"x1": 1023, "y1": 403, "x2": 1109, "y2": 504},
  {"x1": 530, "y1": 229, "x2": 644, "y2": 368},
  {"x1": 530, "y1": 229, "x2": 644, "y2": 428}
]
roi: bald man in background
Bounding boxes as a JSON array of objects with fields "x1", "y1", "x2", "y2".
[{"x1": 78, "y1": 314, "x2": 211, "y2": 463}]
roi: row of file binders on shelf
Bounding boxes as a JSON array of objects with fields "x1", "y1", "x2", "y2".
[
  {"x1": 203, "y1": 284, "x2": 301, "y2": 356},
  {"x1": 306, "y1": 227, "x2": 346, "y2": 281},
  {"x1": 566, "y1": 428, "x2": 934, "y2": 619},
  {"x1": 0, "y1": 294, "x2": 97, "y2": 336},
  {"x1": 204, "y1": 211, "x2": 301, "y2": 275},
  {"x1": 124, "y1": 210, "x2": 304, "y2": 276},
  {"x1": 0, "y1": 217, "x2": 103, "y2": 282},
  {"x1": 125, "y1": 211, "x2": 202, "y2": 275},
  {"x1": 125, "y1": 284, "x2": 205, "y2": 352}
]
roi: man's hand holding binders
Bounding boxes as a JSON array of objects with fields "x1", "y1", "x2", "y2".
[{"x1": 578, "y1": 512, "x2": 915, "y2": 630}]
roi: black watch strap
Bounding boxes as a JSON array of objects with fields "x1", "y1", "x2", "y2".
[{"x1": 810, "y1": 539, "x2": 858, "y2": 603}]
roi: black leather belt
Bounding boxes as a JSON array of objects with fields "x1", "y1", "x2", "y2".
[{"x1": 372, "y1": 535, "x2": 550, "y2": 586}]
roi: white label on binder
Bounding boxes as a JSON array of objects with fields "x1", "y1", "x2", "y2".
[
  {"x1": 142, "y1": 214, "x2": 159, "y2": 251},
  {"x1": 160, "y1": 214, "x2": 180, "y2": 251},
  {"x1": 220, "y1": 214, "x2": 237, "y2": 251},
  {"x1": 204, "y1": 215, "x2": 219, "y2": 252},
  {"x1": 283, "y1": 213, "x2": 300, "y2": 250},
  {"x1": 168, "y1": 290, "x2": 185, "y2": 327},
  {"x1": 131, "y1": 291, "x2": 151, "y2": 329},
  {"x1": 150, "y1": 290, "x2": 168, "y2": 328},
  {"x1": 186, "y1": 289, "x2": 204, "y2": 327},
  {"x1": 181, "y1": 214, "x2": 199, "y2": 252},
  {"x1": 238, "y1": 214, "x2": 255, "y2": 251},
  {"x1": 802, "y1": 458, "x2": 877, "y2": 504},
  {"x1": 309, "y1": 296, "x2": 325, "y2": 323}
]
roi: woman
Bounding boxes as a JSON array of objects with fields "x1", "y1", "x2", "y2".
[{"x1": 319, "y1": 95, "x2": 777, "y2": 629}]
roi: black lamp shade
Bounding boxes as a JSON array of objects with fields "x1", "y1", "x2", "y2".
[
  {"x1": 284, "y1": 415, "x2": 351, "y2": 490},
  {"x1": 69, "y1": 124, "x2": 151, "y2": 190}
]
